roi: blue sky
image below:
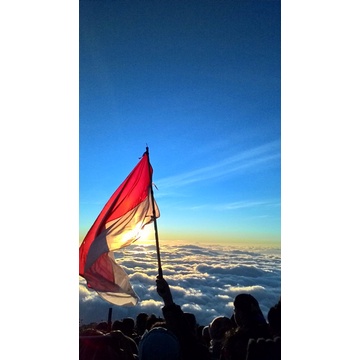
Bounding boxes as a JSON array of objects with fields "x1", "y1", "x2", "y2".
[{"x1": 80, "y1": 0, "x2": 281, "y2": 245}]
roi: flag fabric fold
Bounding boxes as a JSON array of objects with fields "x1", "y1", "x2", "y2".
[{"x1": 79, "y1": 151, "x2": 160, "y2": 306}]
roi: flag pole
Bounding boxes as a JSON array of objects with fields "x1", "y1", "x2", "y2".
[
  {"x1": 146, "y1": 146, "x2": 163, "y2": 279},
  {"x1": 107, "y1": 307, "x2": 112, "y2": 332}
]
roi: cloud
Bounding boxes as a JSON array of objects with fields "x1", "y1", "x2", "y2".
[
  {"x1": 79, "y1": 242, "x2": 280, "y2": 328},
  {"x1": 195, "y1": 264, "x2": 266, "y2": 277},
  {"x1": 214, "y1": 200, "x2": 280, "y2": 211},
  {"x1": 155, "y1": 141, "x2": 280, "y2": 192}
]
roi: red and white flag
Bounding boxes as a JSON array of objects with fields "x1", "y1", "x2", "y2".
[{"x1": 79, "y1": 150, "x2": 160, "y2": 305}]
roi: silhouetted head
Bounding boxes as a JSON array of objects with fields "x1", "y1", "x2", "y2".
[
  {"x1": 95, "y1": 321, "x2": 109, "y2": 333},
  {"x1": 111, "y1": 320, "x2": 122, "y2": 331},
  {"x1": 202, "y1": 325, "x2": 211, "y2": 346},
  {"x1": 233, "y1": 293, "x2": 266, "y2": 328},
  {"x1": 136, "y1": 313, "x2": 149, "y2": 334},
  {"x1": 146, "y1": 314, "x2": 163, "y2": 330},
  {"x1": 267, "y1": 300, "x2": 281, "y2": 336},
  {"x1": 122, "y1": 317, "x2": 135, "y2": 336},
  {"x1": 184, "y1": 312, "x2": 197, "y2": 334},
  {"x1": 139, "y1": 327, "x2": 180, "y2": 360},
  {"x1": 209, "y1": 316, "x2": 234, "y2": 341}
]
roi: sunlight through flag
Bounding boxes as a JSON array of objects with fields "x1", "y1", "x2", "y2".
[{"x1": 79, "y1": 149, "x2": 160, "y2": 305}]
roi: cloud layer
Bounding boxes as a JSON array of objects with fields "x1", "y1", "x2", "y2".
[{"x1": 79, "y1": 242, "x2": 280, "y2": 327}]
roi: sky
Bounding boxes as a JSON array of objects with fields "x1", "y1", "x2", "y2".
[
  {"x1": 78, "y1": 0, "x2": 281, "y2": 334},
  {"x1": 79, "y1": 0, "x2": 281, "y2": 246}
]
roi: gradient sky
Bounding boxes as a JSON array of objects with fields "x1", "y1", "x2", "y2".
[{"x1": 80, "y1": 0, "x2": 281, "y2": 245}]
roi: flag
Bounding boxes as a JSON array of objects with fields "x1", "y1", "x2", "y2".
[{"x1": 79, "y1": 150, "x2": 160, "y2": 305}]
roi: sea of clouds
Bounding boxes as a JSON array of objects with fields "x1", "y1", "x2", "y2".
[{"x1": 79, "y1": 241, "x2": 281, "y2": 328}]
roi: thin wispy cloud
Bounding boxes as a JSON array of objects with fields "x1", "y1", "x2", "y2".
[
  {"x1": 155, "y1": 141, "x2": 280, "y2": 191},
  {"x1": 214, "y1": 200, "x2": 278, "y2": 211},
  {"x1": 158, "y1": 200, "x2": 280, "y2": 224}
]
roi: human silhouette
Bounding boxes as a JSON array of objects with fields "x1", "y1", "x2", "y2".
[{"x1": 156, "y1": 276, "x2": 210, "y2": 360}]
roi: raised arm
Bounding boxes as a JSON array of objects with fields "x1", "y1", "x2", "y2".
[{"x1": 156, "y1": 276, "x2": 174, "y2": 306}]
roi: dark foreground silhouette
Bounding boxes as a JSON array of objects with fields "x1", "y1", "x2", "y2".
[{"x1": 79, "y1": 277, "x2": 281, "y2": 360}]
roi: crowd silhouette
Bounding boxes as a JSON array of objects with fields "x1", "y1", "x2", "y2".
[{"x1": 79, "y1": 276, "x2": 281, "y2": 360}]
